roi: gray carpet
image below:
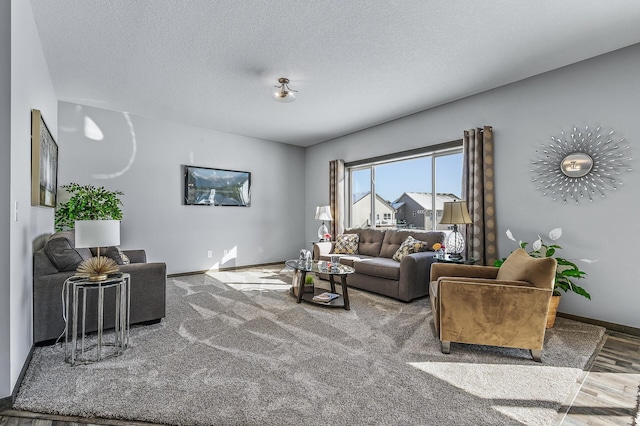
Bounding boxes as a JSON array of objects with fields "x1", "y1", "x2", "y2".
[{"x1": 15, "y1": 266, "x2": 606, "y2": 426}]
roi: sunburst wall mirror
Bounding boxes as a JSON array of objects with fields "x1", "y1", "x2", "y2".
[{"x1": 531, "y1": 125, "x2": 632, "y2": 204}]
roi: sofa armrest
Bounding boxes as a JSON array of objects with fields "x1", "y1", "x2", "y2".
[
  {"x1": 436, "y1": 276, "x2": 536, "y2": 288},
  {"x1": 123, "y1": 249, "x2": 146, "y2": 263},
  {"x1": 430, "y1": 263, "x2": 499, "y2": 282},
  {"x1": 397, "y1": 251, "x2": 436, "y2": 302},
  {"x1": 313, "y1": 242, "x2": 334, "y2": 260}
]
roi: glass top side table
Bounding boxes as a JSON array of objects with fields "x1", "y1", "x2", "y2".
[
  {"x1": 433, "y1": 253, "x2": 479, "y2": 265},
  {"x1": 64, "y1": 272, "x2": 131, "y2": 365}
]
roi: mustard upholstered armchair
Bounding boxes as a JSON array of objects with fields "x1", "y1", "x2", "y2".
[{"x1": 429, "y1": 249, "x2": 557, "y2": 362}]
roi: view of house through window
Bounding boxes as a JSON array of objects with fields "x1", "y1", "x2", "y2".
[{"x1": 348, "y1": 147, "x2": 463, "y2": 231}]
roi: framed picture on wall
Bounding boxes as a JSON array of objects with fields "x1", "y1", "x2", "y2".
[{"x1": 31, "y1": 109, "x2": 58, "y2": 207}]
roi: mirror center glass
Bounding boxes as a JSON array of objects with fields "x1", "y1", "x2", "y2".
[{"x1": 561, "y1": 153, "x2": 593, "y2": 178}]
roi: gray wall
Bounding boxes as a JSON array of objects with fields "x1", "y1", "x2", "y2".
[
  {"x1": 1, "y1": 0, "x2": 11, "y2": 399},
  {"x1": 57, "y1": 102, "x2": 306, "y2": 275},
  {"x1": 306, "y1": 43, "x2": 640, "y2": 329},
  {"x1": 2, "y1": 0, "x2": 58, "y2": 399}
]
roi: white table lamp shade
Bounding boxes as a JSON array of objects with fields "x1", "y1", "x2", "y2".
[
  {"x1": 314, "y1": 206, "x2": 333, "y2": 222},
  {"x1": 75, "y1": 220, "x2": 121, "y2": 248}
]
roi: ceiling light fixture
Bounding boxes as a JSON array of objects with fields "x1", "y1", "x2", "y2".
[{"x1": 273, "y1": 77, "x2": 297, "y2": 103}]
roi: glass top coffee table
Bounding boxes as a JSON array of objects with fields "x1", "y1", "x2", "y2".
[{"x1": 285, "y1": 259, "x2": 355, "y2": 310}]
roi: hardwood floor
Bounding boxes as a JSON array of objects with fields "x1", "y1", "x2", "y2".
[
  {"x1": 559, "y1": 331, "x2": 640, "y2": 426},
  {"x1": 1, "y1": 331, "x2": 639, "y2": 426}
]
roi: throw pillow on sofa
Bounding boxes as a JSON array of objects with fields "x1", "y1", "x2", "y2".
[
  {"x1": 90, "y1": 246, "x2": 126, "y2": 265},
  {"x1": 333, "y1": 234, "x2": 359, "y2": 254},
  {"x1": 392, "y1": 236, "x2": 427, "y2": 261},
  {"x1": 43, "y1": 231, "x2": 93, "y2": 272}
]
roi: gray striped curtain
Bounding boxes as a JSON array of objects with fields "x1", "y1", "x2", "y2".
[
  {"x1": 462, "y1": 126, "x2": 497, "y2": 266},
  {"x1": 329, "y1": 160, "x2": 345, "y2": 238}
]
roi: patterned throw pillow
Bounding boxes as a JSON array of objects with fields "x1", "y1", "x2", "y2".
[
  {"x1": 117, "y1": 247, "x2": 131, "y2": 265},
  {"x1": 392, "y1": 236, "x2": 427, "y2": 261},
  {"x1": 332, "y1": 234, "x2": 360, "y2": 254},
  {"x1": 91, "y1": 246, "x2": 124, "y2": 265}
]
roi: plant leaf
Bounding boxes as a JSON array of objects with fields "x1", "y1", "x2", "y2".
[{"x1": 506, "y1": 229, "x2": 516, "y2": 241}]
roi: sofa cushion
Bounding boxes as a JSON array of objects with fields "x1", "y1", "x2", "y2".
[
  {"x1": 346, "y1": 228, "x2": 385, "y2": 256},
  {"x1": 332, "y1": 234, "x2": 359, "y2": 254},
  {"x1": 379, "y1": 230, "x2": 445, "y2": 258},
  {"x1": 496, "y1": 248, "x2": 557, "y2": 290},
  {"x1": 354, "y1": 257, "x2": 400, "y2": 281},
  {"x1": 392, "y1": 236, "x2": 428, "y2": 261},
  {"x1": 318, "y1": 254, "x2": 373, "y2": 267},
  {"x1": 43, "y1": 231, "x2": 93, "y2": 272}
]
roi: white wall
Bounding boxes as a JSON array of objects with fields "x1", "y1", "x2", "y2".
[
  {"x1": 0, "y1": 0, "x2": 12, "y2": 400},
  {"x1": 306, "y1": 43, "x2": 640, "y2": 329},
  {"x1": 1, "y1": 0, "x2": 58, "y2": 400},
  {"x1": 57, "y1": 102, "x2": 306, "y2": 275}
]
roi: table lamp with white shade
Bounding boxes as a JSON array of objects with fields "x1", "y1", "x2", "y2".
[
  {"x1": 314, "y1": 205, "x2": 333, "y2": 241},
  {"x1": 75, "y1": 219, "x2": 121, "y2": 281},
  {"x1": 439, "y1": 201, "x2": 472, "y2": 259}
]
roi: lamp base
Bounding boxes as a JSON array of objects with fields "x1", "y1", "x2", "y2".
[
  {"x1": 88, "y1": 274, "x2": 109, "y2": 282},
  {"x1": 317, "y1": 222, "x2": 328, "y2": 241},
  {"x1": 445, "y1": 227, "x2": 466, "y2": 259}
]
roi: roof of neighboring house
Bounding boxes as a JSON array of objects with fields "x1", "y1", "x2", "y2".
[
  {"x1": 393, "y1": 192, "x2": 461, "y2": 210},
  {"x1": 353, "y1": 192, "x2": 396, "y2": 211}
]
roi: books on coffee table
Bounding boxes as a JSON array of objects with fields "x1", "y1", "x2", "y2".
[{"x1": 312, "y1": 292, "x2": 340, "y2": 303}]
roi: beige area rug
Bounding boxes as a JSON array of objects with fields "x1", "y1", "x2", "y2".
[{"x1": 15, "y1": 266, "x2": 606, "y2": 426}]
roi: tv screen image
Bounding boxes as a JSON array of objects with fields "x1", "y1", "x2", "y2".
[{"x1": 184, "y1": 165, "x2": 251, "y2": 206}]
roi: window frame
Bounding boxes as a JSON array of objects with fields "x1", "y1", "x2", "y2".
[{"x1": 346, "y1": 140, "x2": 463, "y2": 231}]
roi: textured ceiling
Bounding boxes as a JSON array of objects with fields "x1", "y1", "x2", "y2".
[{"x1": 30, "y1": 0, "x2": 640, "y2": 147}]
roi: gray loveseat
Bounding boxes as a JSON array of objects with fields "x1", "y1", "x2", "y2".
[
  {"x1": 313, "y1": 228, "x2": 445, "y2": 302},
  {"x1": 33, "y1": 231, "x2": 167, "y2": 344}
]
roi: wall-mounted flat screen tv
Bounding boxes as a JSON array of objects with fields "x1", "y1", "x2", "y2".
[{"x1": 184, "y1": 165, "x2": 251, "y2": 206}]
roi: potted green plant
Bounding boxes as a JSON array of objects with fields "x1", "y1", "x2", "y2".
[
  {"x1": 55, "y1": 183, "x2": 124, "y2": 232},
  {"x1": 494, "y1": 228, "x2": 593, "y2": 327}
]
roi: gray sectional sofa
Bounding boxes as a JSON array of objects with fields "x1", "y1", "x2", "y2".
[
  {"x1": 313, "y1": 228, "x2": 445, "y2": 302},
  {"x1": 33, "y1": 231, "x2": 167, "y2": 344}
]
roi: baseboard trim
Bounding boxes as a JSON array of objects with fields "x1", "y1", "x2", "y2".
[
  {"x1": 12, "y1": 344, "x2": 35, "y2": 403},
  {"x1": 168, "y1": 261, "x2": 286, "y2": 278},
  {"x1": 558, "y1": 312, "x2": 640, "y2": 336},
  {"x1": 0, "y1": 343, "x2": 35, "y2": 410},
  {"x1": 0, "y1": 395, "x2": 11, "y2": 411}
]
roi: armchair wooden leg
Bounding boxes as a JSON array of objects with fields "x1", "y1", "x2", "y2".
[
  {"x1": 441, "y1": 341, "x2": 451, "y2": 354},
  {"x1": 530, "y1": 349, "x2": 542, "y2": 362}
]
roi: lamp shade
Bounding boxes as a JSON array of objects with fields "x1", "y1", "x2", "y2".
[
  {"x1": 75, "y1": 220, "x2": 121, "y2": 248},
  {"x1": 439, "y1": 201, "x2": 472, "y2": 225},
  {"x1": 314, "y1": 205, "x2": 333, "y2": 221}
]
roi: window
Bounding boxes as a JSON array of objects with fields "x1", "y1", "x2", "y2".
[{"x1": 347, "y1": 143, "x2": 463, "y2": 231}]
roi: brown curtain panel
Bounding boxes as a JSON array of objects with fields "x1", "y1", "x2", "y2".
[
  {"x1": 462, "y1": 126, "x2": 497, "y2": 266},
  {"x1": 329, "y1": 159, "x2": 345, "y2": 238}
]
